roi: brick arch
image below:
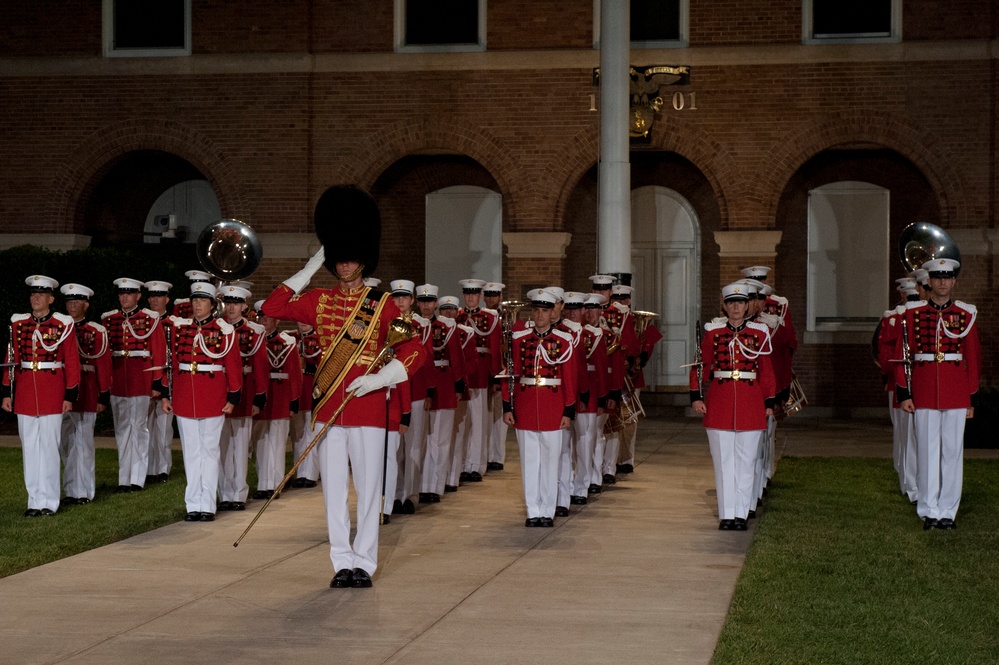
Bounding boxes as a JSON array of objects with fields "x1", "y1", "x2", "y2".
[
  {"x1": 754, "y1": 109, "x2": 967, "y2": 227},
  {"x1": 49, "y1": 118, "x2": 249, "y2": 234},
  {"x1": 333, "y1": 119, "x2": 523, "y2": 221}
]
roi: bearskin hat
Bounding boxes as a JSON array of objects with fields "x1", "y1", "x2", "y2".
[{"x1": 314, "y1": 185, "x2": 381, "y2": 278}]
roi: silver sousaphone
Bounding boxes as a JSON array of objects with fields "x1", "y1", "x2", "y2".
[
  {"x1": 898, "y1": 221, "x2": 961, "y2": 274},
  {"x1": 196, "y1": 219, "x2": 263, "y2": 282}
]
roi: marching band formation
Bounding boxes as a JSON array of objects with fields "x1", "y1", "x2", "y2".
[{"x1": 0, "y1": 193, "x2": 979, "y2": 586}]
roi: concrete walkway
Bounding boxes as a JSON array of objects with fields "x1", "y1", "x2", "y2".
[{"x1": 0, "y1": 414, "x2": 930, "y2": 665}]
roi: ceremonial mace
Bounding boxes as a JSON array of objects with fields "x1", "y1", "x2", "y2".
[{"x1": 233, "y1": 316, "x2": 414, "y2": 547}]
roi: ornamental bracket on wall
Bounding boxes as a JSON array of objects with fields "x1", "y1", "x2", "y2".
[{"x1": 592, "y1": 64, "x2": 691, "y2": 140}]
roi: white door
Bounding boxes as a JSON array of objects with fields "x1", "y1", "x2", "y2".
[
  {"x1": 425, "y1": 186, "x2": 503, "y2": 295},
  {"x1": 631, "y1": 186, "x2": 700, "y2": 388}
]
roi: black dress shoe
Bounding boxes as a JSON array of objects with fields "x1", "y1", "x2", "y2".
[
  {"x1": 116, "y1": 485, "x2": 132, "y2": 494},
  {"x1": 588, "y1": 484, "x2": 602, "y2": 495},
  {"x1": 719, "y1": 519, "x2": 733, "y2": 530},
  {"x1": 487, "y1": 462, "x2": 504, "y2": 471},
  {"x1": 936, "y1": 518, "x2": 956, "y2": 530},
  {"x1": 468, "y1": 471, "x2": 482, "y2": 482},
  {"x1": 429, "y1": 493, "x2": 441, "y2": 503},
  {"x1": 351, "y1": 568, "x2": 373, "y2": 588},
  {"x1": 555, "y1": 506, "x2": 569, "y2": 517},
  {"x1": 459, "y1": 471, "x2": 472, "y2": 482},
  {"x1": 748, "y1": 509, "x2": 756, "y2": 519},
  {"x1": 75, "y1": 497, "x2": 90, "y2": 505},
  {"x1": 300, "y1": 479, "x2": 317, "y2": 488},
  {"x1": 392, "y1": 499, "x2": 404, "y2": 515},
  {"x1": 418, "y1": 493, "x2": 431, "y2": 503},
  {"x1": 539, "y1": 517, "x2": 554, "y2": 527},
  {"x1": 218, "y1": 501, "x2": 233, "y2": 512},
  {"x1": 444, "y1": 485, "x2": 458, "y2": 493},
  {"x1": 145, "y1": 475, "x2": 158, "y2": 486},
  {"x1": 733, "y1": 518, "x2": 748, "y2": 531},
  {"x1": 381, "y1": 514, "x2": 391, "y2": 525},
  {"x1": 923, "y1": 517, "x2": 938, "y2": 530},
  {"x1": 525, "y1": 517, "x2": 541, "y2": 527},
  {"x1": 330, "y1": 569, "x2": 354, "y2": 588},
  {"x1": 570, "y1": 495, "x2": 587, "y2": 505},
  {"x1": 184, "y1": 512, "x2": 200, "y2": 522},
  {"x1": 289, "y1": 478, "x2": 305, "y2": 488},
  {"x1": 62, "y1": 497, "x2": 79, "y2": 506},
  {"x1": 157, "y1": 473, "x2": 170, "y2": 483},
  {"x1": 402, "y1": 499, "x2": 416, "y2": 514},
  {"x1": 232, "y1": 501, "x2": 246, "y2": 511},
  {"x1": 200, "y1": 512, "x2": 215, "y2": 522},
  {"x1": 603, "y1": 474, "x2": 616, "y2": 485},
  {"x1": 39, "y1": 508, "x2": 55, "y2": 516},
  {"x1": 130, "y1": 484, "x2": 144, "y2": 492},
  {"x1": 24, "y1": 509, "x2": 41, "y2": 518},
  {"x1": 621, "y1": 463, "x2": 634, "y2": 474}
]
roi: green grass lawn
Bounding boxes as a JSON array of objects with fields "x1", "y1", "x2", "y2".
[{"x1": 713, "y1": 457, "x2": 999, "y2": 665}]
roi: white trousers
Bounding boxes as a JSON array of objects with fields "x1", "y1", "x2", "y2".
[
  {"x1": 914, "y1": 408, "x2": 966, "y2": 520},
  {"x1": 290, "y1": 409, "x2": 321, "y2": 481},
  {"x1": 898, "y1": 408, "x2": 918, "y2": 503},
  {"x1": 706, "y1": 428, "x2": 762, "y2": 521},
  {"x1": 890, "y1": 393, "x2": 902, "y2": 473},
  {"x1": 60, "y1": 411, "x2": 96, "y2": 500},
  {"x1": 462, "y1": 388, "x2": 488, "y2": 475},
  {"x1": 517, "y1": 429, "x2": 561, "y2": 519},
  {"x1": 488, "y1": 390, "x2": 509, "y2": 465},
  {"x1": 602, "y1": 428, "x2": 620, "y2": 476},
  {"x1": 592, "y1": 413, "x2": 609, "y2": 486},
  {"x1": 111, "y1": 395, "x2": 151, "y2": 487},
  {"x1": 572, "y1": 412, "x2": 597, "y2": 497},
  {"x1": 620, "y1": 388, "x2": 640, "y2": 465},
  {"x1": 449, "y1": 401, "x2": 469, "y2": 486},
  {"x1": 19, "y1": 413, "x2": 62, "y2": 512},
  {"x1": 424, "y1": 408, "x2": 456, "y2": 495},
  {"x1": 556, "y1": 425, "x2": 575, "y2": 507},
  {"x1": 399, "y1": 400, "x2": 428, "y2": 502},
  {"x1": 319, "y1": 425, "x2": 385, "y2": 575},
  {"x1": 146, "y1": 401, "x2": 174, "y2": 477},
  {"x1": 253, "y1": 419, "x2": 289, "y2": 491},
  {"x1": 383, "y1": 431, "x2": 400, "y2": 516},
  {"x1": 765, "y1": 413, "x2": 776, "y2": 480},
  {"x1": 754, "y1": 416, "x2": 775, "y2": 502},
  {"x1": 219, "y1": 416, "x2": 252, "y2": 502},
  {"x1": 176, "y1": 415, "x2": 224, "y2": 514}
]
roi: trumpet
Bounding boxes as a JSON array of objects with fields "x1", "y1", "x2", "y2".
[{"x1": 495, "y1": 300, "x2": 529, "y2": 416}]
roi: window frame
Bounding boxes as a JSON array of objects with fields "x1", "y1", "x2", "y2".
[
  {"x1": 394, "y1": 0, "x2": 487, "y2": 53},
  {"x1": 803, "y1": 0, "x2": 901, "y2": 45},
  {"x1": 102, "y1": 0, "x2": 192, "y2": 58},
  {"x1": 593, "y1": 0, "x2": 689, "y2": 49}
]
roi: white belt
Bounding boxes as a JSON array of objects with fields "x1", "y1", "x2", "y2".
[
  {"x1": 112, "y1": 350, "x2": 150, "y2": 358},
  {"x1": 476, "y1": 347, "x2": 491, "y2": 354},
  {"x1": 714, "y1": 370, "x2": 757, "y2": 381},
  {"x1": 520, "y1": 377, "x2": 562, "y2": 387},
  {"x1": 270, "y1": 372, "x2": 289, "y2": 380},
  {"x1": 914, "y1": 353, "x2": 963, "y2": 362},
  {"x1": 178, "y1": 362, "x2": 224, "y2": 373},
  {"x1": 20, "y1": 361, "x2": 62, "y2": 370},
  {"x1": 81, "y1": 364, "x2": 95, "y2": 372},
  {"x1": 434, "y1": 360, "x2": 450, "y2": 367},
  {"x1": 587, "y1": 364, "x2": 596, "y2": 371}
]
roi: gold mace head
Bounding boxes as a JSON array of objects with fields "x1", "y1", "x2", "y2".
[{"x1": 385, "y1": 317, "x2": 415, "y2": 347}]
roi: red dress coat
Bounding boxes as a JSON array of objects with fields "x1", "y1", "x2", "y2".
[
  {"x1": 896, "y1": 300, "x2": 980, "y2": 410},
  {"x1": 255, "y1": 331, "x2": 303, "y2": 421},
  {"x1": 102, "y1": 307, "x2": 166, "y2": 397},
  {"x1": 691, "y1": 320, "x2": 775, "y2": 431},
  {"x1": 171, "y1": 299, "x2": 192, "y2": 319},
  {"x1": 632, "y1": 323, "x2": 664, "y2": 390},
  {"x1": 428, "y1": 317, "x2": 463, "y2": 411},
  {"x1": 503, "y1": 326, "x2": 577, "y2": 432},
  {"x1": 875, "y1": 305, "x2": 905, "y2": 402},
  {"x1": 262, "y1": 284, "x2": 426, "y2": 428},
  {"x1": 166, "y1": 316, "x2": 243, "y2": 418},
  {"x1": 72, "y1": 320, "x2": 112, "y2": 413},
  {"x1": 407, "y1": 314, "x2": 436, "y2": 402},
  {"x1": 3, "y1": 312, "x2": 81, "y2": 416},
  {"x1": 577, "y1": 324, "x2": 609, "y2": 414},
  {"x1": 762, "y1": 295, "x2": 798, "y2": 392},
  {"x1": 296, "y1": 327, "x2": 322, "y2": 412},
  {"x1": 227, "y1": 318, "x2": 269, "y2": 419},
  {"x1": 456, "y1": 308, "x2": 501, "y2": 389},
  {"x1": 557, "y1": 319, "x2": 589, "y2": 403},
  {"x1": 388, "y1": 382, "x2": 412, "y2": 431}
]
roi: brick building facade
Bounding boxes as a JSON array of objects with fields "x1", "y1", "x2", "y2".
[{"x1": 1, "y1": 1, "x2": 996, "y2": 412}]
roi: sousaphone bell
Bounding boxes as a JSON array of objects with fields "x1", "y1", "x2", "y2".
[{"x1": 196, "y1": 219, "x2": 263, "y2": 281}]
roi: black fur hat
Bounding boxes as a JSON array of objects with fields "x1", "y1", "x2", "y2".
[{"x1": 314, "y1": 185, "x2": 381, "y2": 278}]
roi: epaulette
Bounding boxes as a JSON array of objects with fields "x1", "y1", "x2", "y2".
[
  {"x1": 11, "y1": 313, "x2": 29, "y2": 323},
  {"x1": 757, "y1": 312, "x2": 781, "y2": 329},
  {"x1": 561, "y1": 320, "x2": 582, "y2": 332},
  {"x1": 747, "y1": 321, "x2": 770, "y2": 334},
  {"x1": 705, "y1": 321, "x2": 726, "y2": 331},
  {"x1": 279, "y1": 331, "x2": 296, "y2": 345},
  {"x1": 52, "y1": 312, "x2": 74, "y2": 326},
  {"x1": 86, "y1": 321, "x2": 108, "y2": 334},
  {"x1": 611, "y1": 302, "x2": 630, "y2": 313},
  {"x1": 954, "y1": 300, "x2": 977, "y2": 315},
  {"x1": 142, "y1": 308, "x2": 160, "y2": 319},
  {"x1": 482, "y1": 308, "x2": 499, "y2": 317},
  {"x1": 553, "y1": 329, "x2": 574, "y2": 343},
  {"x1": 584, "y1": 324, "x2": 603, "y2": 337},
  {"x1": 101, "y1": 310, "x2": 117, "y2": 320},
  {"x1": 906, "y1": 300, "x2": 926, "y2": 310},
  {"x1": 769, "y1": 295, "x2": 788, "y2": 306},
  {"x1": 412, "y1": 314, "x2": 430, "y2": 327},
  {"x1": 218, "y1": 320, "x2": 234, "y2": 335},
  {"x1": 169, "y1": 316, "x2": 194, "y2": 326},
  {"x1": 173, "y1": 298, "x2": 190, "y2": 304},
  {"x1": 439, "y1": 317, "x2": 456, "y2": 329},
  {"x1": 711, "y1": 316, "x2": 727, "y2": 324},
  {"x1": 513, "y1": 329, "x2": 533, "y2": 340},
  {"x1": 245, "y1": 320, "x2": 265, "y2": 334},
  {"x1": 457, "y1": 324, "x2": 474, "y2": 335},
  {"x1": 895, "y1": 305, "x2": 906, "y2": 315},
  {"x1": 882, "y1": 310, "x2": 894, "y2": 319}
]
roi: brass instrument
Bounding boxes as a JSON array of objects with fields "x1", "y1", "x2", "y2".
[
  {"x1": 235, "y1": 317, "x2": 414, "y2": 547},
  {"x1": 196, "y1": 219, "x2": 263, "y2": 282},
  {"x1": 898, "y1": 222, "x2": 961, "y2": 273},
  {"x1": 781, "y1": 378, "x2": 808, "y2": 418},
  {"x1": 495, "y1": 300, "x2": 529, "y2": 417},
  {"x1": 631, "y1": 310, "x2": 658, "y2": 337}
]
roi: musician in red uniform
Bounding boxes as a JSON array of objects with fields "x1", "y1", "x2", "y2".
[
  {"x1": 162, "y1": 283, "x2": 242, "y2": 521},
  {"x1": 503, "y1": 290, "x2": 577, "y2": 527},
  {"x1": 59, "y1": 283, "x2": 111, "y2": 506},
  {"x1": 170, "y1": 269, "x2": 212, "y2": 320},
  {"x1": 547, "y1": 287, "x2": 585, "y2": 517},
  {"x1": 218, "y1": 285, "x2": 268, "y2": 511},
  {"x1": 897, "y1": 258, "x2": 980, "y2": 530},
  {"x1": 444, "y1": 297, "x2": 477, "y2": 493},
  {"x1": 601, "y1": 283, "x2": 639, "y2": 485},
  {"x1": 143, "y1": 280, "x2": 175, "y2": 484},
  {"x1": 691, "y1": 283, "x2": 775, "y2": 531},
  {"x1": 482, "y1": 282, "x2": 511, "y2": 471},
  {"x1": 251, "y1": 303, "x2": 302, "y2": 500},
  {"x1": 262, "y1": 186, "x2": 426, "y2": 589},
  {"x1": 2, "y1": 275, "x2": 81, "y2": 517},
  {"x1": 290, "y1": 320, "x2": 322, "y2": 489},
  {"x1": 102, "y1": 277, "x2": 167, "y2": 492},
  {"x1": 582, "y1": 293, "x2": 614, "y2": 495},
  {"x1": 382, "y1": 381, "x2": 411, "y2": 524},
  {"x1": 564, "y1": 292, "x2": 605, "y2": 505}
]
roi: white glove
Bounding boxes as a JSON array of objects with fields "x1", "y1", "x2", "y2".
[
  {"x1": 347, "y1": 358, "x2": 408, "y2": 397},
  {"x1": 283, "y1": 246, "x2": 326, "y2": 294}
]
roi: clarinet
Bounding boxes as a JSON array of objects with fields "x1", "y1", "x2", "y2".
[
  {"x1": 694, "y1": 319, "x2": 703, "y2": 392},
  {"x1": 900, "y1": 316, "x2": 912, "y2": 395},
  {"x1": 6, "y1": 324, "x2": 14, "y2": 405}
]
